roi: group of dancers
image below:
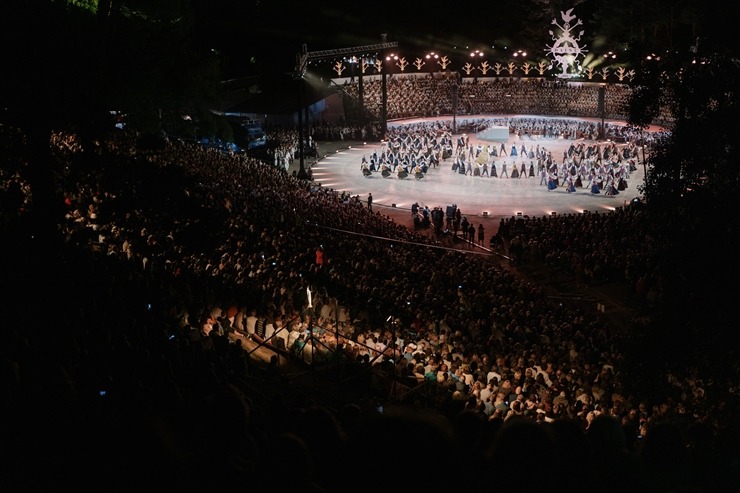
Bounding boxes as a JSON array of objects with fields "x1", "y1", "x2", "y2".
[
  {"x1": 360, "y1": 122, "x2": 639, "y2": 195},
  {"x1": 450, "y1": 141, "x2": 546, "y2": 178},
  {"x1": 362, "y1": 156, "x2": 429, "y2": 180},
  {"x1": 361, "y1": 128, "x2": 453, "y2": 180},
  {"x1": 446, "y1": 138, "x2": 635, "y2": 196},
  {"x1": 544, "y1": 140, "x2": 636, "y2": 195},
  {"x1": 545, "y1": 160, "x2": 632, "y2": 195}
]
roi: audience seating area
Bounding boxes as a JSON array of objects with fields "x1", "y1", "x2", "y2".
[
  {"x1": 339, "y1": 75, "x2": 674, "y2": 128},
  {"x1": 0, "y1": 79, "x2": 736, "y2": 492}
]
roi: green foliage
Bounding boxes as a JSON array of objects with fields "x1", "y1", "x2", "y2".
[
  {"x1": 67, "y1": 0, "x2": 99, "y2": 13},
  {"x1": 631, "y1": 49, "x2": 740, "y2": 208},
  {"x1": 625, "y1": 9, "x2": 740, "y2": 374}
]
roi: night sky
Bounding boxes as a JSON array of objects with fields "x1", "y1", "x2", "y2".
[{"x1": 193, "y1": 0, "x2": 533, "y2": 78}]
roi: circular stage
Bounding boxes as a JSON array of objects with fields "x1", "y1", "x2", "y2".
[
  {"x1": 477, "y1": 125, "x2": 509, "y2": 142},
  {"x1": 299, "y1": 115, "x2": 649, "y2": 235}
]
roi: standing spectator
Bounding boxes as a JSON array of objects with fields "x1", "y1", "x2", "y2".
[
  {"x1": 478, "y1": 224, "x2": 485, "y2": 245},
  {"x1": 446, "y1": 205, "x2": 456, "y2": 230},
  {"x1": 367, "y1": 193, "x2": 373, "y2": 212},
  {"x1": 245, "y1": 308, "x2": 258, "y2": 338},
  {"x1": 468, "y1": 223, "x2": 476, "y2": 244}
]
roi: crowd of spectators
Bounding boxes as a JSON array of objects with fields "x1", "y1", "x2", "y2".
[
  {"x1": 1, "y1": 104, "x2": 737, "y2": 491},
  {"x1": 340, "y1": 75, "x2": 675, "y2": 127}
]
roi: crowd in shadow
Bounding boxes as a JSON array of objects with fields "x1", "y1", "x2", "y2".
[{"x1": 1, "y1": 83, "x2": 737, "y2": 491}]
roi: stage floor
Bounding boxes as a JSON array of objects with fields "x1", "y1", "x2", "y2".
[{"x1": 296, "y1": 116, "x2": 647, "y2": 235}]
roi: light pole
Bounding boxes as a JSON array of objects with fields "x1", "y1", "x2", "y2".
[
  {"x1": 382, "y1": 52, "x2": 397, "y2": 138},
  {"x1": 451, "y1": 82, "x2": 458, "y2": 134},
  {"x1": 470, "y1": 49, "x2": 484, "y2": 82},
  {"x1": 451, "y1": 71, "x2": 460, "y2": 134},
  {"x1": 598, "y1": 84, "x2": 606, "y2": 140},
  {"x1": 358, "y1": 57, "x2": 365, "y2": 127},
  {"x1": 295, "y1": 44, "x2": 309, "y2": 179},
  {"x1": 641, "y1": 140, "x2": 649, "y2": 200}
]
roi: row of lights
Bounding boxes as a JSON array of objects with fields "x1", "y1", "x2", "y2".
[
  {"x1": 408, "y1": 49, "x2": 618, "y2": 62},
  {"x1": 372, "y1": 49, "x2": 626, "y2": 62},
  {"x1": 345, "y1": 49, "x2": 654, "y2": 67},
  {"x1": 390, "y1": 49, "x2": 530, "y2": 62},
  {"x1": 346, "y1": 50, "x2": 633, "y2": 73},
  {"x1": 392, "y1": 48, "x2": 533, "y2": 60}
]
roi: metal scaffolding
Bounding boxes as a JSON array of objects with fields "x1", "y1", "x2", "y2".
[{"x1": 294, "y1": 37, "x2": 398, "y2": 179}]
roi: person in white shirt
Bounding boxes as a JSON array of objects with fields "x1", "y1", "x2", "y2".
[
  {"x1": 479, "y1": 381, "x2": 494, "y2": 404},
  {"x1": 487, "y1": 368, "x2": 502, "y2": 385},
  {"x1": 263, "y1": 317, "x2": 276, "y2": 343},
  {"x1": 244, "y1": 308, "x2": 258, "y2": 337},
  {"x1": 286, "y1": 321, "x2": 305, "y2": 350},
  {"x1": 373, "y1": 337, "x2": 387, "y2": 365},
  {"x1": 271, "y1": 317, "x2": 288, "y2": 350}
]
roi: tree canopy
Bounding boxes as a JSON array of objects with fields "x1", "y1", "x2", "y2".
[{"x1": 622, "y1": 2, "x2": 740, "y2": 373}]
